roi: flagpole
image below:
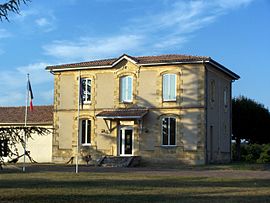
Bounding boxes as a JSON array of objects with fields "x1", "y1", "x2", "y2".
[
  {"x1": 76, "y1": 71, "x2": 81, "y2": 173},
  {"x1": 23, "y1": 73, "x2": 29, "y2": 172}
]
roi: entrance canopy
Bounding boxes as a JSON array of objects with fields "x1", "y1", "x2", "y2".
[{"x1": 96, "y1": 109, "x2": 148, "y2": 119}]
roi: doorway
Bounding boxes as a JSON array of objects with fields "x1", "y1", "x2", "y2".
[{"x1": 119, "y1": 127, "x2": 133, "y2": 156}]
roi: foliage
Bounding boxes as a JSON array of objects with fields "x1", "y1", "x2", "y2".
[
  {"x1": 0, "y1": 126, "x2": 50, "y2": 168},
  {"x1": 0, "y1": 0, "x2": 30, "y2": 21},
  {"x1": 257, "y1": 144, "x2": 270, "y2": 163},
  {"x1": 232, "y1": 96, "x2": 270, "y2": 144},
  {"x1": 232, "y1": 143, "x2": 270, "y2": 163}
]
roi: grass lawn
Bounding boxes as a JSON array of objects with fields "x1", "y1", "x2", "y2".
[{"x1": 1, "y1": 168, "x2": 270, "y2": 203}]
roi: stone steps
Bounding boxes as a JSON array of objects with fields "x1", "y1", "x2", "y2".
[{"x1": 98, "y1": 156, "x2": 140, "y2": 167}]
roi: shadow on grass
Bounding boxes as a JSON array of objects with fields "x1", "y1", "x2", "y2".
[
  {"x1": 1, "y1": 176, "x2": 270, "y2": 189},
  {"x1": 1, "y1": 193, "x2": 270, "y2": 203}
]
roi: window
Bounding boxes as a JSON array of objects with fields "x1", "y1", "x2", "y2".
[
  {"x1": 210, "y1": 80, "x2": 215, "y2": 103},
  {"x1": 224, "y1": 87, "x2": 228, "y2": 107},
  {"x1": 162, "y1": 117, "x2": 176, "y2": 146},
  {"x1": 120, "y1": 76, "x2": 133, "y2": 102},
  {"x1": 163, "y1": 74, "x2": 176, "y2": 101},
  {"x1": 82, "y1": 78, "x2": 91, "y2": 103},
  {"x1": 80, "y1": 119, "x2": 91, "y2": 145}
]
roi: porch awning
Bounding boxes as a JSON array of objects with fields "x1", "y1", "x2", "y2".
[{"x1": 96, "y1": 109, "x2": 148, "y2": 119}]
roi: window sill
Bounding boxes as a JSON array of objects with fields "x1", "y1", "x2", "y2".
[
  {"x1": 162, "y1": 100, "x2": 177, "y2": 102},
  {"x1": 81, "y1": 144, "x2": 91, "y2": 147},
  {"x1": 120, "y1": 101, "x2": 133, "y2": 104},
  {"x1": 161, "y1": 145, "x2": 177, "y2": 147},
  {"x1": 83, "y1": 102, "x2": 91, "y2": 105}
]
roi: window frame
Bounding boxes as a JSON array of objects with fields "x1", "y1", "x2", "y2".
[
  {"x1": 223, "y1": 87, "x2": 228, "y2": 108},
  {"x1": 80, "y1": 119, "x2": 91, "y2": 146},
  {"x1": 81, "y1": 78, "x2": 91, "y2": 104},
  {"x1": 210, "y1": 80, "x2": 215, "y2": 103},
  {"x1": 161, "y1": 117, "x2": 176, "y2": 146},
  {"x1": 120, "y1": 75, "x2": 133, "y2": 103},
  {"x1": 162, "y1": 74, "x2": 177, "y2": 102}
]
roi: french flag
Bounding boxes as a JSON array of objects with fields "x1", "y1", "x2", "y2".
[{"x1": 28, "y1": 80, "x2": 34, "y2": 111}]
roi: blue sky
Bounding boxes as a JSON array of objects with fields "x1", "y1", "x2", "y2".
[{"x1": 0, "y1": 0, "x2": 270, "y2": 108}]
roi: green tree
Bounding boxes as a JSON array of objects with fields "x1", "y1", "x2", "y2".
[
  {"x1": 232, "y1": 96, "x2": 270, "y2": 160},
  {"x1": 0, "y1": 0, "x2": 30, "y2": 21}
]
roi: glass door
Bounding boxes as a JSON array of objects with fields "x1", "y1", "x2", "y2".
[{"x1": 119, "y1": 127, "x2": 133, "y2": 156}]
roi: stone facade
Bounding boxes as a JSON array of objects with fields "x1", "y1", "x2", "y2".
[{"x1": 47, "y1": 54, "x2": 239, "y2": 165}]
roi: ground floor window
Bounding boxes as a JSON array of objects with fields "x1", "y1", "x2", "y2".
[
  {"x1": 80, "y1": 119, "x2": 91, "y2": 145},
  {"x1": 162, "y1": 117, "x2": 176, "y2": 146}
]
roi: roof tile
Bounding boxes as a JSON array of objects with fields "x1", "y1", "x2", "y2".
[
  {"x1": 46, "y1": 54, "x2": 210, "y2": 70},
  {"x1": 0, "y1": 105, "x2": 53, "y2": 124}
]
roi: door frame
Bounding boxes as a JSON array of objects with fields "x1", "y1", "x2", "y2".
[{"x1": 118, "y1": 126, "x2": 134, "y2": 156}]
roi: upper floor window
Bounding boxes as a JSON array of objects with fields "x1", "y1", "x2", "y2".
[
  {"x1": 163, "y1": 74, "x2": 176, "y2": 101},
  {"x1": 81, "y1": 78, "x2": 91, "y2": 103},
  {"x1": 120, "y1": 76, "x2": 133, "y2": 102},
  {"x1": 80, "y1": 119, "x2": 91, "y2": 145},
  {"x1": 224, "y1": 87, "x2": 228, "y2": 108},
  {"x1": 162, "y1": 117, "x2": 176, "y2": 146},
  {"x1": 210, "y1": 80, "x2": 215, "y2": 103}
]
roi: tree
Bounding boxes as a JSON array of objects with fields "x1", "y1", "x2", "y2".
[
  {"x1": 0, "y1": 0, "x2": 30, "y2": 21},
  {"x1": 0, "y1": 126, "x2": 50, "y2": 169},
  {"x1": 232, "y1": 96, "x2": 270, "y2": 160}
]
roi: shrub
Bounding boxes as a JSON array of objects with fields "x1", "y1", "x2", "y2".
[
  {"x1": 232, "y1": 143, "x2": 270, "y2": 163},
  {"x1": 243, "y1": 144, "x2": 262, "y2": 162},
  {"x1": 257, "y1": 144, "x2": 270, "y2": 163}
]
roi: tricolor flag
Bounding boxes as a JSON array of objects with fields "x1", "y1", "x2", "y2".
[
  {"x1": 79, "y1": 77, "x2": 84, "y2": 109},
  {"x1": 28, "y1": 79, "x2": 34, "y2": 111}
]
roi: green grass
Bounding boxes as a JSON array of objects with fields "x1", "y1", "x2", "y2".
[
  {"x1": 1, "y1": 170, "x2": 270, "y2": 203},
  {"x1": 143, "y1": 161, "x2": 270, "y2": 171}
]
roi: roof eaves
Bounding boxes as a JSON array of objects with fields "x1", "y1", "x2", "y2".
[
  {"x1": 206, "y1": 59, "x2": 240, "y2": 80},
  {"x1": 46, "y1": 65, "x2": 112, "y2": 72}
]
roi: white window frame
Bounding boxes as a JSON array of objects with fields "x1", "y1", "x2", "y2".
[
  {"x1": 120, "y1": 76, "x2": 133, "y2": 103},
  {"x1": 162, "y1": 74, "x2": 177, "y2": 101},
  {"x1": 119, "y1": 126, "x2": 134, "y2": 156},
  {"x1": 161, "y1": 117, "x2": 176, "y2": 146},
  {"x1": 82, "y1": 78, "x2": 91, "y2": 104},
  {"x1": 80, "y1": 119, "x2": 91, "y2": 146}
]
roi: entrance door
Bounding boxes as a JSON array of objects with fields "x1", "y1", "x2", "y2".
[{"x1": 119, "y1": 127, "x2": 133, "y2": 156}]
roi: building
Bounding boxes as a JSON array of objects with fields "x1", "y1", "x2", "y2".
[
  {"x1": 46, "y1": 54, "x2": 239, "y2": 165},
  {"x1": 0, "y1": 106, "x2": 53, "y2": 163}
]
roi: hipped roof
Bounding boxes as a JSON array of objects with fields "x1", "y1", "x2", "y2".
[{"x1": 46, "y1": 54, "x2": 240, "y2": 80}]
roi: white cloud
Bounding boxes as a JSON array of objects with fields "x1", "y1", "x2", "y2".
[
  {"x1": 43, "y1": 35, "x2": 143, "y2": 61},
  {"x1": 0, "y1": 29, "x2": 12, "y2": 39},
  {"x1": 43, "y1": 0, "x2": 254, "y2": 59},
  {"x1": 0, "y1": 92, "x2": 25, "y2": 107},
  {"x1": 0, "y1": 62, "x2": 53, "y2": 106},
  {"x1": 35, "y1": 14, "x2": 56, "y2": 32},
  {"x1": 16, "y1": 62, "x2": 53, "y2": 84},
  {"x1": 39, "y1": 89, "x2": 54, "y2": 104},
  {"x1": 216, "y1": 0, "x2": 254, "y2": 10},
  {"x1": 36, "y1": 18, "x2": 50, "y2": 27},
  {"x1": 11, "y1": 8, "x2": 56, "y2": 32}
]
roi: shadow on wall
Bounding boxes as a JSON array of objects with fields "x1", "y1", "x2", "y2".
[{"x1": 71, "y1": 65, "x2": 211, "y2": 165}]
